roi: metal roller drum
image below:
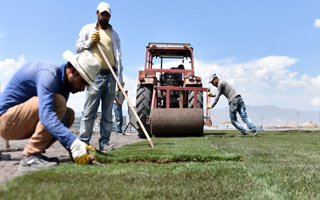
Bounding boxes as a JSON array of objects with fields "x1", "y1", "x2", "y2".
[{"x1": 150, "y1": 108, "x2": 204, "y2": 137}]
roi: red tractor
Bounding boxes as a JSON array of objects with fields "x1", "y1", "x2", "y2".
[{"x1": 136, "y1": 42, "x2": 211, "y2": 138}]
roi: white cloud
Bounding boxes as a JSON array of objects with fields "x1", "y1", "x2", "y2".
[
  {"x1": 66, "y1": 92, "x2": 85, "y2": 115},
  {"x1": 0, "y1": 56, "x2": 26, "y2": 91},
  {"x1": 310, "y1": 75, "x2": 320, "y2": 88},
  {"x1": 311, "y1": 97, "x2": 320, "y2": 107},
  {"x1": 194, "y1": 56, "x2": 320, "y2": 110},
  {"x1": 122, "y1": 74, "x2": 138, "y2": 106},
  {"x1": 314, "y1": 18, "x2": 320, "y2": 28},
  {"x1": 195, "y1": 55, "x2": 300, "y2": 89}
]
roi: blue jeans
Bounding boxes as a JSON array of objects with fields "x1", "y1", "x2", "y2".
[
  {"x1": 113, "y1": 103, "x2": 123, "y2": 133},
  {"x1": 79, "y1": 72, "x2": 116, "y2": 148},
  {"x1": 229, "y1": 96, "x2": 255, "y2": 134}
]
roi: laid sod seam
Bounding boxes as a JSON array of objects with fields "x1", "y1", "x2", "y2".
[
  {"x1": 94, "y1": 152, "x2": 240, "y2": 164},
  {"x1": 93, "y1": 137, "x2": 241, "y2": 164}
]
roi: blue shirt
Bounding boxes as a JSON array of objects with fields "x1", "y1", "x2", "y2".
[{"x1": 0, "y1": 62, "x2": 76, "y2": 149}]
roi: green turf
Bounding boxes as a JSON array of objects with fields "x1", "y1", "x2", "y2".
[
  {"x1": 1, "y1": 130, "x2": 320, "y2": 200},
  {"x1": 94, "y1": 136, "x2": 241, "y2": 163}
]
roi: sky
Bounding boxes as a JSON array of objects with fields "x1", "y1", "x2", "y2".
[{"x1": 0, "y1": 0, "x2": 320, "y2": 113}]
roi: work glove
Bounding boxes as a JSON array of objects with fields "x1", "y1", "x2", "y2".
[
  {"x1": 70, "y1": 138, "x2": 94, "y2": 165},
  {"x1": 207, "y1": 103, "x2": 212, "y2": 109},
  {"x1": 207, "y1": 91, "x2": 216, "y2": 97},
  {"x1": 91, "y1": 31, "x2": 100, "y2": 44}
]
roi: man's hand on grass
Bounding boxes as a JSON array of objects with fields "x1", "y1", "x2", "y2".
[{"x1": 70, "y1": 138, "x2": 93, "y2": 165}]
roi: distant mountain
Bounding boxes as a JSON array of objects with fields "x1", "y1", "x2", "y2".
[{"x1": 210, "y1": 105, "x2": 320, "y2": 128}]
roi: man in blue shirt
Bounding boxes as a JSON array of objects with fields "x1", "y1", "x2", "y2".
[{"x1": 0, "y1": 50, "x2": 100, "y2": 172}]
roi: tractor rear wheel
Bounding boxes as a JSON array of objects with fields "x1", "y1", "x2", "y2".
[
  {"x1": 188, "y1": 90, "x2": 203, "y2": 108},
  {"x1": 136, "y1": 84, "x2": 153, "y2": 138}
]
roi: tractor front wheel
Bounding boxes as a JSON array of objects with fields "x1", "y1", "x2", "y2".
[
  {"x1": 136, "y1": 84, "x2": 153, "y2": 138},
  {"x1": 188, "y1": 90, "x2": 203, "y2": 108}
]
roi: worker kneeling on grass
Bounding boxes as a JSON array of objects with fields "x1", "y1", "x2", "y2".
[
  {"x1": 0, "y1": 50, "x2": 100, "y2": 172},
  {"x1": 207, "y1": 73, "x2": 259, "y2": 136}
]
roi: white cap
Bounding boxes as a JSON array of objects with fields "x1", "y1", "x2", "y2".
[
  {"x1": 97, "y1": 2, "x2": 111, "y2": 15},
  {"x1": 63, "y1": 50, "x2": 101, "y2": 90},
  {"x1": 209, "y1": 73, "x2": 218, "y2": 83}
]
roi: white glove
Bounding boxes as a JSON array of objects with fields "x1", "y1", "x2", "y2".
[{"x1": 70, "y1": 138, "x2": 91, "y2": 165}]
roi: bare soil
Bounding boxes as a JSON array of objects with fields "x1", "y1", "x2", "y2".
[{"x1": 0, "y1": 131, "x2": 143, "y2": 185}]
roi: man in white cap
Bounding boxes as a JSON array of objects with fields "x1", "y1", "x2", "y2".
[
  {"x1": 0, "y1": 50, "x2": 100, "y2": 172},
  {"x1": 207, "y1": 74, "x2": 257, "y2": 135},
  {"x1": 76, "y1": 2, "x2": 124, "y2": 152}
]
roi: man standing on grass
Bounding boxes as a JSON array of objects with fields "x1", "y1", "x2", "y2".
[
  {"x1": 76, "y1": 2, "x2": 124, "y2": 153},
  {"x1": 207, "y1": 74, "x2": 257, "y2": 136},
  {"x1": 0, "y1": 50, "x2": 100, "y2": 172}
]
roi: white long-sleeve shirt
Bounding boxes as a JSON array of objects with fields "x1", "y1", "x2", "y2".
[
  {"x1": 75, "y1": 23, "x2": 123, "y2": 83},
  {"x1": 211, "y1": 80, "x2": 240, "y2": 108}
]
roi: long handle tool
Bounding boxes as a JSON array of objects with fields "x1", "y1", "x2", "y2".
[{"x1": 97, "y1": 44, "x2": 155, "y2": 148}]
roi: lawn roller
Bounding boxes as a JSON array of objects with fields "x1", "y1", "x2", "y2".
[{"x1": 136, "y1": 42, "x2": 211, "y2": 138}]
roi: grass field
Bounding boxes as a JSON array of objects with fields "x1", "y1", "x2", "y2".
[{"x1": 1, "y1": 130, "x2": 320, "y2": 200}]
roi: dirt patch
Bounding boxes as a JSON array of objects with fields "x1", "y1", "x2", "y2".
[{"x1": 0, "y1": 131, "x2": 143, "y2": 185}]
